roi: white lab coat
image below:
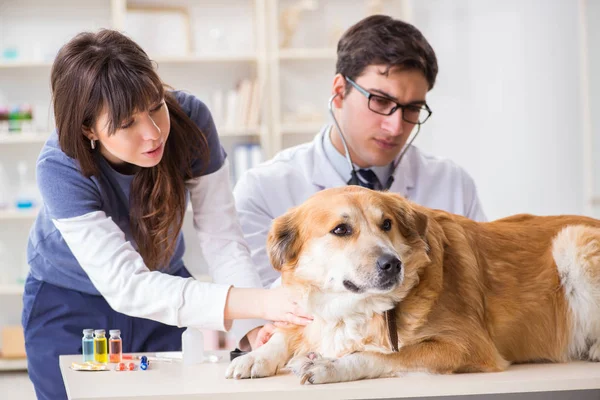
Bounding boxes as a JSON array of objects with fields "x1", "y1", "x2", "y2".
[{"x1": 233, "y1": 127, "x2": 486, "y2": 288}]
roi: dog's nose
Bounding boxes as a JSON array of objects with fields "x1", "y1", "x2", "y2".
[{"x1": 376, "y1": 254, "x2": 402, "y2": 276}]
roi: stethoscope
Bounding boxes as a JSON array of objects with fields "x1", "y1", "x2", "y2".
[{"x1": 328, "y1": 93, "x2": 422, "y2": 190}]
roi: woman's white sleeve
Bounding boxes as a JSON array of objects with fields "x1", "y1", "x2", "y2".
[
  {"x1": 186, "y1": 159, "x2": 266, "y2": 342},
  {"x1": 52, "y1": 213, "x2": 232, "y2": 331}
]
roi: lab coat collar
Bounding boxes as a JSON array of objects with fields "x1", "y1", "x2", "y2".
[{"x1": 312, "y1": 126, "x2": 349, "y2": 189}]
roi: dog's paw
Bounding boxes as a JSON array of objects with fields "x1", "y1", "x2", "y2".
[
  {"x1": 287, "y1": 351, "x2": 321, "y2": 375},
  {"x1": 290, "y1": 352, "x2": 342, "y2": 385},
  {"x1": 225, "y1": 353, "x2": 280, "y2": 379}
]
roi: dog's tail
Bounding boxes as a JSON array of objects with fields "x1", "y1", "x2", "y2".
[{"x1": 553, "y1": 225, "x2": 600, "y2": 360}]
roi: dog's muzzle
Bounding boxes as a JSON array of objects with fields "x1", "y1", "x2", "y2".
[{"x1": 375, "y1": 253, "x2": 402, "y2": 289}]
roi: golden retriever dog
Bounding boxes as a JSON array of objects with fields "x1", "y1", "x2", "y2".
[{"x1": 226, "y1": 186, "x2": 600, "y2": 384}]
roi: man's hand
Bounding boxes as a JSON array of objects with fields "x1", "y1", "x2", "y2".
[
  {"x1": 255, "y1": 324, "x2": 277, "y2": 348},
  {"x1": 243, "y1": 326, "x2": 261, "y2": 351},
  {"x1": 247, "y1": 323, "x2": 294, "y2": 350}
]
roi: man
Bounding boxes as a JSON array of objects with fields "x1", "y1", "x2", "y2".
[{"x1": 235, "y1": 15, "x2": 486, "y2": 343}]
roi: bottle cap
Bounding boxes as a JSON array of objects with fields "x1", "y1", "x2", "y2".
[
  {"x1": 230, "y1": 348, "x2": 249, "y2": 361},
  {"x1": 94, "y1": 329, "x2": 105, "y2": 336},
  {"x1": 109, "y1": 329, "x2": 121, "y2": 336},
  {"x1": 83, "y1": 329, "x2": 94, "y2": 335}
]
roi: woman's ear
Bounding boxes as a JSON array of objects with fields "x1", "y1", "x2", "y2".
[
  {"x1": 267, "y1": 210, "x2": 301, "y2": 271},
  {"x1": 82, "y1": 125, "x2": 97, "y2": 142},
  {"x1": 331, "y1": 73, "x2": 346, "y2": 109}
]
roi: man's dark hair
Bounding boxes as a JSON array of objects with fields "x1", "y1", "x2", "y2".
[{"x1": 336, "y1": 15, "x2": 438, "y2": 93}]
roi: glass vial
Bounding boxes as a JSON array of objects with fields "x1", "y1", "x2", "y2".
[
  {"x1": 15, "y1": 161, "x2": 36, "y2": 209},
  {"x1": 182, "y1": 328, "x2": 204, "y2": 365},
  {"x1": 109, "y1": 329, "x2": 122, "y2": 363},
  {"x1": 94, "y1": 329, "x2": 108, "y2": 363},
  {"x1": 82, "y1": 329, "x2": 94, "y2": 362}
]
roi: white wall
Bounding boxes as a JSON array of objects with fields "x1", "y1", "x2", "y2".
[
  {"x1": 588, "y1": 0, "x2": 600, "y2": 218},
  {"x1": 411, "y1": 0, "x2": 585, "y2": 220}
]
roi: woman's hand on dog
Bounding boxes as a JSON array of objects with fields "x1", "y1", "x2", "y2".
[
  {"x1": 224, "y1": 286, "x2": 312, "y2": 349},
  {"x1": 263, "y1": 286, "x2": 313, "y2": 326},
  {"x1": 225, "y1": 287, "x2": 312, "y2": 322}
]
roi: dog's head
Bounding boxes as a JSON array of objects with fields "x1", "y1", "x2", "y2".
[{"x1": 267, "y1": 186, "x2": 431, "y2": 297}]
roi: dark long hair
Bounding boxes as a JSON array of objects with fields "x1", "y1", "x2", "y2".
[{"x1": 51, "y1": 29, "x2": 208, "y2": 271}]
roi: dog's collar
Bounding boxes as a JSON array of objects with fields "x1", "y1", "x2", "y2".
[{"x1": 385, "y1": 309, "x2": 399, "y2": 352}]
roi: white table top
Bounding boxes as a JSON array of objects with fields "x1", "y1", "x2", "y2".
[{"x1": 59, "y1": 351, "x2": 600, "y2": 400}]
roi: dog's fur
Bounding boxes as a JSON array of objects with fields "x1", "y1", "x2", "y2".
[{"x1": 226, "y1": 186, "x2": 600, "y2": 384}]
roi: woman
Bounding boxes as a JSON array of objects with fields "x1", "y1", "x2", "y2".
[{"x1": 22, "y1": 29, "x2": 309, "y2": 400}]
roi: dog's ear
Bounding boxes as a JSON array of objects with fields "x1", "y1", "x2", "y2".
[
  {"x1": 411, "y1": 208, "x2": 429, "y2": 241},
  {"x1": 389, "y1": 194, "x2": 429, "y2": 243},
  {"x1": 267, "y1": 210, "x2": 301, "y2": 271}
]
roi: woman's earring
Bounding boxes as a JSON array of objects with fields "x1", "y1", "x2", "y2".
[{"x1": 90, "y1": 139, "x2": 95, "y2": 150}]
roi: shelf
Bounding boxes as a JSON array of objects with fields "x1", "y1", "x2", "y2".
[
  {"x1": 153, "y1": 54, "x2": 257, "y2": 64},
  {"x1": 278, "y1": 48, "x2": 336, "y2": 60},
  {"x1": 0, "y1": 133, "x2": 49, "y2": 144},
  {"x1": 219, "y1": 127, "x2": 262, "y2": 137},
  {"x1": 280, "y1": 123, "x2": 326, "y2": 135},
  {"x1": 0, "y1": 208, "x2": 39, "y2": 220},
  {"x1": 0, "y1": 284, "x2": 24, "y2": 295},
  {"x1": 0, "y1": 54, "x2": 257, "y2": 69},
  {"x1": 0, "y1": 357, "x2": 27, "y2": 371},
  {"x1": 0, "y1": 60, "x2": 52, "y2": 69}
]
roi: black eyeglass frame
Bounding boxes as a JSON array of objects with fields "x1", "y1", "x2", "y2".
[{"x1": 345, "y1": 76, "x2": 432, "y2": 125}]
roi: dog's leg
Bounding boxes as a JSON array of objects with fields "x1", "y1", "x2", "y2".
[
  {"x1": 587, "y1": 339, "x2": 600, "y2": 361},
  {"x1": 225, "y1": 332, "x2": 293, "y2": 379},
  {"x1": 296, "y1": 340, "x2": 507, "y2": 384}
]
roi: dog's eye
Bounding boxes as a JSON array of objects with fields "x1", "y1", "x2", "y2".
[
  {"x1": 331, "y1": 224, "x2": 352, "y2": 236},
  {"x1": 382, "y1": 219, "x2": 392, "y2": 232}
]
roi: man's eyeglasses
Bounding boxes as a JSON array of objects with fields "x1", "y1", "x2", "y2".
[{"x1": 345, "y1": 76, "x2": 432, "y2": 125}]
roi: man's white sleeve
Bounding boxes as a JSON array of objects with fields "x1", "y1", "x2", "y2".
[
  {"x1": 233, "y1": 169, "x2": 281, "y2": 288},
  {"x1": 462, "y1": 170, "x2": 487, "y2": 222}
]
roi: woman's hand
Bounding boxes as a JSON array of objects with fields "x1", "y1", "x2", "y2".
[
  {"x1": 261, "y1": 286, "x2": 313, "y2": 325},
  {"x1": 226, "y1": 286, "x2": 312, "y2": 350},
  {"x1": 224, "y1": 286, "x2": 313, "y2": 324}
]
